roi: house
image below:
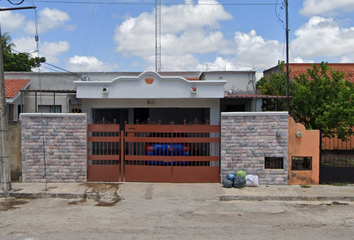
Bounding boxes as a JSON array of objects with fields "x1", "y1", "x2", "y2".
[
  {"x1": 264, "y1": 63, "x2": 354, "y2": 83},
  {"x1": 7, "y1": 70, "x2": 261, "y2": 183},
  {"x1": 4, "y1": 79, "x2": 30, "y2": 121},
  {"x1": 7, "y1": 69, "x2": 325, "y2": 185},
  {"x1": 5, "y1": 70, "x2": 261, "y2": 124}
]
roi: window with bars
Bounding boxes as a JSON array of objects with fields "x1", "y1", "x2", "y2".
[
  {"x1": 265, "y1": 157, "x2": 284, "y2": 169},
  {"x1": 38, "y1": 105, "x2": 62, "y2": 113},
  {"x1": 291, "y1": 157, "x2": 312, "y2": 170}
]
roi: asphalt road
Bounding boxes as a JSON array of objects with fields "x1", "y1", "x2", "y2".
[{"x1": 1, "y1": 194, "x2": 354, "y2": 240}]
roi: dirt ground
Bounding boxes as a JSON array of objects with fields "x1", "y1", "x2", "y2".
[{"x1": 1, "y1": 194, "x2": 354, "y2": 240}]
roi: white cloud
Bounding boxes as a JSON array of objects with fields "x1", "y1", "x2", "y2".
[
  {"x1": 41, "y1": 41, "x2": 70, "y2": 63},
  {"x1": 233, "y1": 30, "x2": 283, "y2": 70},
  {"x1": 0, "y1": 11, "x2": 26, "y2": 32},
  {"x1": 12, "y1": 37, "x2": 70, "y2": 63},
  {"x1": 197, "y1": 57, "x2": 239, "y2": 71},
  {"x1": 340, "y1": 55, "x2": 354, "y2": 63},
  {"x1": 293, "y1": 57, "x2": 314, "y2": 63},
  {"x1": 291, "y1": 16, "x2": 354, "y2": 59},
  {"x1": 24, "y1": 8, "x2": 74, "y2": 34},
  {"x1": 113, "y1": 0, "x2": 233, "y2": 70},
  {"x1": 300, "y1": 0, "x2": 354, "y2": 16},
  {"x1": 66, "y1": 55, "x2": 116, "y2": 72},
  {"x1": 41, "y1": 41, "x2": 70, "y2": 57},
  {"x1": 12, "y1": 36, "x2": 37, "y2": 53}
]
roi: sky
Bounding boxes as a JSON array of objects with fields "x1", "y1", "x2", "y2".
[{"x1": 1, "y1": 0, "x2": 354, "y2": 78}]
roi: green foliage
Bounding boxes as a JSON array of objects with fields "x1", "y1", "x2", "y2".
[
  {"x1": 260, "y1": 61, "x2": 354, "y2": 141},
  {"x1": 291, "y1": 62, "x2": 354, "y2": 140},
  {"x1": 258, "y1": 61, "x2": 296, "y2": 111},
  {"x1": 1, "y1": 32, "x2": 46, "y2": 72}
]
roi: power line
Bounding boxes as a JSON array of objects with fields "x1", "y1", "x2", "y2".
[
  {"x1": 162, "y1": 47, "x2": 191, "y2": 72},
  {"x1": 163, "y1": 5, "x2": 204, "y2": 63},
  {"x1": 43, "y1": 62, "x2": 78, "y2": 75},
  {"x1": 31, "y1": 1, "x2": 278, "y2": 6}
]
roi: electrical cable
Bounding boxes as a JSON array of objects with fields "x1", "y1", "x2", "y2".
[
  {"x1": 81, "y1": 2, "x2": 98, "y2": 72},
  {"x1": 29, "y1": 0, "x2": 48, "y2": 191},
  {"x1": 197, "y1": 4, "x2": 218, "y2": 60},
  {"x1": 208, "y1": 3, "x2": 222, "y2": 58},
  {"x1": 162, "y1": 47, "x2": 191, "y2": 71},
  {"x1": 275, "y1": 0, "x2": 285, "y2": 30},
  {"x1": 7, "y1": 0, "x2": 25, "y2": 5},
  {"x1": 122, "y1": 10, "x2": 152, "y2": 71},
  {"x1": 31, "y1": 1, "x2": 277, "y2": 6},
  {"x1": 162, "y1": 4, "x2": 204, "y2": 63}
]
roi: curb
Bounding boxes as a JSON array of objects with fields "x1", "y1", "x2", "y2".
[
  {"x1": 219, "y1": 195, "x2": 354, "y2": 201},
  {"x1": 0, "y1": 192, "x2": 99, "y2": 200}
]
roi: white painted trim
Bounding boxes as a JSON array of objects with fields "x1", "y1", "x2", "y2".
[
  {"x1": 221, "y1": 111, "x2": 288, "y2": 117},
  {"x1": 20, "y1": 113, "x2": 86, "y2": 117}
]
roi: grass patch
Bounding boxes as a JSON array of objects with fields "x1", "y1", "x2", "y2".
[
  {"x1": 331, "y1": 182, "x2": 347, "y2": 186},
  {"x1": 301, "y1": 185, "x2": 311, "y2": 188}
]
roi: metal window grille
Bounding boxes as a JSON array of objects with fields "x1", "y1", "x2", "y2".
[
  {"x1": 265, "y1": 157, "x2": 284, "y2": 169},
  {"x1": 292, "y1": 156, "x2": 312, "y2": 170}
]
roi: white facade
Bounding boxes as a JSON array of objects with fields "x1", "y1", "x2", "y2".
[
  {"x1": 75, "y1": 71, "x2": 226, "y2": 125},
  {"x1": 5, "y1": 70, "x2": 258, "y2": 123}
]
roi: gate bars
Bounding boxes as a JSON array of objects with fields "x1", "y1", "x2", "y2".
[{"x1": 87, "y1": 121, "x2": 220, "y2": 183}]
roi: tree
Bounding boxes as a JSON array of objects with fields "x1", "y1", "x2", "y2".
[
  {"x1": 291, "y1": 62, "x2": 354, "y2": 140},
  {"x1": 257, "y1": 61, "x2": 296, "y2": 111},
  {"x1": 1, "y1": 32, "x2": 45, "y2": 72},
  {"x1": 260, "y1": 62, "x2": 354, "y2": 140}
]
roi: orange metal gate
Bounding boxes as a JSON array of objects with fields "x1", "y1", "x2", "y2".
[
  {"x1": 87, "y1": 124, "x2": 123, "y2": 181},
  {"x1": 88, "y1": 122, "x2": 220, "y2": 183}
]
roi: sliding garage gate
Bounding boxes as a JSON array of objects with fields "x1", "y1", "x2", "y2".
[{"x1": 87, "y1": 123, "x2": 220, "y2": 183}]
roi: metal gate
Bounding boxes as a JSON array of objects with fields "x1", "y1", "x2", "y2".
[
  {"x1": 87, "y1": 121, "x2": 220, "y2": 183},
  {"x1": 88, "y1": 123, "x2": 123, "y2": 181},
  {"x1": 320, "y1": 133, "x2": 354, "y2": 183}
]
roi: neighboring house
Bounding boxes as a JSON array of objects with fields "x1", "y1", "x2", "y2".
[
  {"x1": 264, "y1": 63, "x2": 354, "y2": 83},
  {"x1": 264, "y1": 62, "x2": 354, "y2": 183},
  {"x1": 5, "y1": 70, "x2": 263, "y2": 124},
  {"x1": 4, "y1": 79, "x2": 30, "y2": 121}
]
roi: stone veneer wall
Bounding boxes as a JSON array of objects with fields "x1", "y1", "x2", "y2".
[
  {"x1": 20, "y1": 113, "x2": 87, "y2": 183},
  {"x1": 221, "y1": 112, "x2": 288, "y2": 185}
]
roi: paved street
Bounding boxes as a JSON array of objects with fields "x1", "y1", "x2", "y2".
[{"x1": 1, "y1": 189, "x2": 354, "y2": 240}]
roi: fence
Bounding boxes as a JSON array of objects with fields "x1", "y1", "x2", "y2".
[{"x1": 320, "y1": 132, "x2": 354, "y2": 183}]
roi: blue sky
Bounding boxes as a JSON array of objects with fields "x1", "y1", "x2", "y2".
[{"x1": 1, "y1": 0, "x2": 354, "y2": 77}]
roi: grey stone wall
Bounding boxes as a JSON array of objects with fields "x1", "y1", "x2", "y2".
[
  {"x1": 221, "y1": 112, "x2": 288, "y2": 185},
  {"x1": 20, "y1": 113, "x2": 87, "y2": 183}
]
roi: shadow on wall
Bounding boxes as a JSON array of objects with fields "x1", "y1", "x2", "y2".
[{"x1": 8, "y1": 122, "x2": 21, "y2": 181}]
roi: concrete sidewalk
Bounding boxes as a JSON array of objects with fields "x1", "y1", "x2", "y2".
[{"x1": 1, "y1": 182, "x2": 354, "y2": 201}]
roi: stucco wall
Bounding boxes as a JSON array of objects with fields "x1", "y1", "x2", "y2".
[
  {"x1": 221, "y1": 112, "x2": 288, "y2": 185},
  {"x1": 8, "y1": 122, "x2": 21, "y2": 181},
  {"x1": 203, "y1": 71, "x2": 256, "y2": 94},
  {"x1": 288, "y1": 117, "x2": 320, "y2": 185},
  {"x1": 20, "y1": 113, "x2": 87, "y2": 183}
]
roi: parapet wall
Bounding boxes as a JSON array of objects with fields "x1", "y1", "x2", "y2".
[
  {"x1": 20, "y1": 113, "x2": 87, "y2": 183},
  {"x1": 221, "y1": 112, "x2": 288, "y2": 185}
]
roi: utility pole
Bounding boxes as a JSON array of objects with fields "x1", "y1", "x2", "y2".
[
  {"x1": 155, "y1": 0, "x2": 161, "y2": 72},
  {"x1": 0, "y1": 5, "x2": 36, "y2": 191},
  {"x1": 285, "y1": 0, "x2": 290, "y2": 112}
]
